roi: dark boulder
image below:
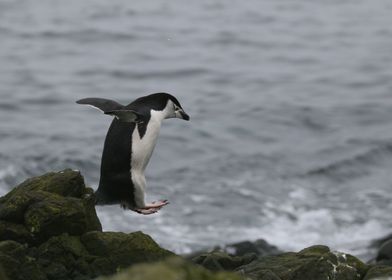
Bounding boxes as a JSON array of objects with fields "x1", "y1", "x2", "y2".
[
  {"x1": 236, "y1": 245, "x2": 368, "y2": 280},
  {"x1": 192, "y1": 250, "x2": 256, "y2": 271},
  {"x1": 224, "y1": 239, "x2": 281, "y2": 257},
  {"x1": 376, "y1": 239, "x2": 392, "y2": 266},
  {"x1": 363, "y1": 265, "x2": 392, "y2": 280}
]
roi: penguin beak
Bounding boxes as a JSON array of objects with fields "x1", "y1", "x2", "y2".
[{"x1": 180, "y1": 110, "x2": 190, "y2": 121}]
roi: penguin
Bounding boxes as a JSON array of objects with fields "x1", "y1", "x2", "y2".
[{"x1": 77, "y1": 92, "x2": 190, "y2": 215}]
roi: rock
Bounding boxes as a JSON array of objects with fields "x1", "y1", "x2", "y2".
[
  {"x1": 192, "y1": 250, "x2": 256, "y2": 271},
  {"x1": 0, "y1": 231, "x2": 175, "y2": 280},
  {"x1": 3, "y1": 170, "x2": 392, "y2": 280},
  {"x1": 0, "y1": 170, "x2": 176, "y2": 279},
  {"x1": 33, "y1": 234, "x2": 91, "y2": 280},
  {"x1": 0, "y1": 220, "x2": 32, "y2": 244},
  {"x1": 186, "y1": 238, "x2": 281, "y2": 267},
  {"x1": 7, "y1": 169, "x2": 87, "y2": 198},
  {"x1": 0, "y1": 169, "x2": 101, "y2": 244},
  {"x1": 81, "y1": 231, "x2": 175, "y2": 263},
  {"x1": 363, "y1": 265, "x2": 392, "y2": 280},
  {"x1": 236, "y1": 245, "x2": 368, "y2": 280},
  {"x1": 224, "y1": 239, "x2": 282, "y2": 257},
  {"x1": 80, "y1": 231, "x2": 175, "y2": 277},
  {"x1": 376, "y1": 239, "x2": 392, "y2": 266},
  {"x1": 97, "y1": 257, "x2": 242, "y2": 280},
  {"x1": 0, "y1": 240, "x2": 46, "y2": 280},
  {"x1": 191, "y1": 239, "x2": 281, "y2": 259}
]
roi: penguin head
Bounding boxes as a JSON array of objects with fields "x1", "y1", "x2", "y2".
[
  {"x1": 165, "y1": 94, "x2": 190, "y2": 121},
  {"x1": 128, "y1": 93, "x2": 190, "y2": 121}
]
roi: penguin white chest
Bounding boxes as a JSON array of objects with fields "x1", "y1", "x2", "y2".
[{"x1": 130, "y1": 110, "x2": 164, "y2": 173}]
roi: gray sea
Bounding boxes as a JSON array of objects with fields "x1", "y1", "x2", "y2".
[{"x1": 1, "y1": 0, "x2": 392, "y2": 259}]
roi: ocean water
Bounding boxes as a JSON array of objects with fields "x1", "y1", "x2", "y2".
[{"x1": 1, "y1": 0, "x2": 392, "y2": 259}]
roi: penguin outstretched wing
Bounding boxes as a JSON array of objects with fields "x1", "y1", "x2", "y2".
[{"x1": 76, "y1": 98, "x2": 143, "y2": 123}]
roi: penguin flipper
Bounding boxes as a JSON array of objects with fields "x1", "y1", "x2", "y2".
[
  {"x1": 104, "y1": 109, "x2": 143, "y2": 123},
  {"x1": 76, "y1": 98, "x2": 125, "y2": 113},
  {"x1": 76, "y1": 98, "x2": 144, "y2": 123}
]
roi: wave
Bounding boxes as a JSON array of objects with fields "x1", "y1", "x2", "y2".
[{"x1": 305, "y1": 142, "x2": 392, "y2": 180}]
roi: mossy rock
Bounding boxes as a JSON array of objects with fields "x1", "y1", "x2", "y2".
[
  {"x1": 24, "y1": 191, "x2": 101, "y2": 243},
  {"x1": 0, "y1": 170, "x2": 101, "y2": 244},
  {"x1": 0, "y1": 221, "x2": 32, "y2": 244},
  {"x1": 0, "y1": 169, "x2": 92, "y2": 223},
  {"x1": 97, "y1": 257, "x2": 243, "y2": 280},
  {"x1": 5, "y1": 169, "x2": 87, "y2": 198},
  {"x1": 0, "y1": 240, "x2": 46, "y2": 280},
  {"x1": 192, "y1": 250, "x2": 256, "y2": 271},
  {"x1": 34, "y1": 234, "x2": 92, "y2": 280},
  {"x1": 363, "y1": 265, "x2": 392, "y2": 280},
  {"x1": 237, "y1": 245, "x2": 367, "y2": 280},
  {"x1": 81, "y1": 231, "x2": 175, "y2": 273}
]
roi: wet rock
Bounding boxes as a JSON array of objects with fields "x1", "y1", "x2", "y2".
[
  {"x1": 236, "y1": 245, "x2": 368, "y2": 280},
  {"x1": 363, "y1": 265, "x2": 392, "y2": 280},
  {"x1": 97, "y1": 257, "x2": 242, "y2": 280}
]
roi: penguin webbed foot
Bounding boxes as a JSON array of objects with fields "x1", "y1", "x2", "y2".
[
  {"x1": 133, "y1": 200, "x2": 169, "y2": 215},
  {"x1": 145, "y1": 199, "x2": 169, "y2": 208}
]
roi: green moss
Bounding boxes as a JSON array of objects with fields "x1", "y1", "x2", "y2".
[
  {"x1": 24, "y1": 192, "x2": 86, "y2": 241},
  {"x1": 13, "y1": 169, "x2": 86, "y2": 198},
  {"x1": 97, "y1": 257, "x2": 243, "y2": 280},
  {"x1": 0, "y1": 221, "x2": 32, "y2": 244},
  {"x1": 297, "y1": 245, "x2": 330, "y2": 257},
  {"x1": 81, "y1": 231, "x2": 175, "y2": 267}
]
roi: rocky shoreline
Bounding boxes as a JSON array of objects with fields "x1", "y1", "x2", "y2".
[{"x1": 0, "y1": 169, "x2": 391, "y2": 280}]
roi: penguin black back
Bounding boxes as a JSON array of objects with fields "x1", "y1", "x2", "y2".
[{"x1": 95, "y1": 119, "x2": 136, "y2": 207}]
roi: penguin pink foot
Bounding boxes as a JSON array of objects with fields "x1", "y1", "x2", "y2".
[
  {"x1": 145, "y1": 199, "x2": 169, "y2": 208},
  {"x1": 134, "y1": 208, "x2": 159, "y2": 215},
  {"x1": 133, "y1": 200, "x2": 169, "y2": 215}
]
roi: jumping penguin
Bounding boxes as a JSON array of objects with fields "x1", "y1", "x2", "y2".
[{"x1": 77, "y1": 93, "x2": 190, "y2": 215}]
